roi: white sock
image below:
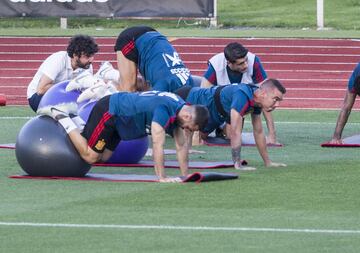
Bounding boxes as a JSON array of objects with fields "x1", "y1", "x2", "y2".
[
  {"x1": 58, "y1": 117, "x2": 78, "y2": 134},
  {"x1": 70, "y1": 115, "x2": 86, "y2": 132}
]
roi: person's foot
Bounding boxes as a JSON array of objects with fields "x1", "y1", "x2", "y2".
[
  {"x1": 94, "y1": 61, "x2": 114, "y2": 80},
  {"x1": 66, "y1": 71, "x2": 98, "y2": 92},
  {"x1": 37, "y1": 102, "x2": 77, "y2": 120},
  {"x1": 76, "y1": 83, "x2": 116, "y2": 103},
  {"x1": 51, "y1": 106, "x2": 71, "y2": 120}
]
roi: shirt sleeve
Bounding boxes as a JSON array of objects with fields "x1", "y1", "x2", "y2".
[
  {"x1": 39, "y1": 53, "x2": 66, "y2": 81},
  {"x1": 252, "y1": 56, "x2": 267, "y2": 84},
  {"x1": 152, "y1": 105, "x2": 174, "y2": 129},
  {"x1": 203, "y1": 63, "x2": 217, "y2": 86},
  {"x1": 348, "y1": 63, "x2": 360, "y2": 93},
  {"x1": 231, "y1": 91, "x2": 258, "y2": 116}
]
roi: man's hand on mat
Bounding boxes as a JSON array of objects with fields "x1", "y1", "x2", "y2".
[
  {"x1": 159, "y1": 177, "x2": 182, "y2": 183},
  {"x1": 266, "y1": 161, "x2": 287, "y2": 167},
  {"x1": 234, "y1": 161, "x2": 257, "y2": 171},
  {"x1": 266, "y1": 135, "x2": 280, "y2": 145},
  {"x1": 329, "y1": 138, "x2": 343, "y2": 144}
]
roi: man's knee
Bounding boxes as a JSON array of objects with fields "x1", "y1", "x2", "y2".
[{"x1": 28, "y1": 93, "x2": 43, "y2": 112}]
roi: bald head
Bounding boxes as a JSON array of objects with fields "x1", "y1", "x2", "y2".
[
  {"x1": 256, "y1": 78, "x2": 286, "y2": 112},
  {"x1": 261, "y1": 78, "x2": 286, "y2": 94}
]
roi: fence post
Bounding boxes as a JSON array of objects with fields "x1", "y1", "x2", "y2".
[
  {"x1": 317, "y1": 0, "x2": 324, "y2": 29},
  {"x1": 210, "y1": 0, "x2": 217, "y2": 27},
  {"x1": 60, "y1": 17, "x2": 67, "y2": 29}
]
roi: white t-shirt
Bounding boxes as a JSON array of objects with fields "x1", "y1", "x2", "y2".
[{"x1": 27, "y1": 51, "x2": 93, "y2": 98}]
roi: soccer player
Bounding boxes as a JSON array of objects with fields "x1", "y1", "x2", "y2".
[
  {"x1": 114, "y1": 26, "x2": 194, "y2": 92},
  {"x1": 200, "y1": 42, "x2": 278, "y2": 145},
  {"x1": 177, "y1": 79, "x2": 287, "y2": 170},
  {"x1": 329, "y1": 63, "x2": 360, "y2": 143},
  {"x1": 44, "y1": 90, "x2": 209, "y2": 183}
]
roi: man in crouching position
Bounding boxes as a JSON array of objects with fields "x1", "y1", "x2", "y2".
[
  {"x1": 45, "y1": 91, "x2": 209, "y2": 183},
  {"x1": 177, "y1": 78, "x2": 287, "y2": 170}
]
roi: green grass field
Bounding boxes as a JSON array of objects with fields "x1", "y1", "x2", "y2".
[
  {"x1": 1, "y1": 107, "x2": 360, "y2": 252},
  {"x1": 1, "y1": 1, "x2": 360, "y2": 251}
]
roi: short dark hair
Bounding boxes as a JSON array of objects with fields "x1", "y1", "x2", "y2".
[
  {"x1": 354, "y1": 75, "x2": 360, "y2": 96},
  {"x1": 193, "y1": 105, "x2": 209, "y2": 131},
  {"x1": 224, "y1": 42, "x2": 248, "y2": 63},
  {"x1": 263, "y1": 78, "x2": 286, "y2": 94},
  {"x1": 67, "y1": 35, "x2": 99, "y2": 58}
]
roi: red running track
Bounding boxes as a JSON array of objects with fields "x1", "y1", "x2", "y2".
[{"x1": 0, "y1": 36, "x2": 359, "y2": 110}]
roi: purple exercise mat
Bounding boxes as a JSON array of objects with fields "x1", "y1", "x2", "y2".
[{"x1": 9, "y1": 172, "x2": 239, "y2": 183}]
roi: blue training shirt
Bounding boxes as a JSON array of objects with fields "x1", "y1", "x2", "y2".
[
  {"x1": 109, "y1": 91, "x2": 185, "y2": 140},
  {"x1": 186, "y1": 84, "x2": 261, "y2": 133},
  {"x1": 348, "y1": 62, "x2": 360, "y2": 94},
  {"x1": 135, "y1": 31, "x2": 193, "y2": 92}
]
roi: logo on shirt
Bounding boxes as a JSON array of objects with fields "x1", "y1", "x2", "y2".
[
  {"x1": 170, "y1": 68, "x2": 190, "y2": 85},
  {"x1": 95, "y1": 139, "x2": 106, "y2": 151},
  {"x1": 162, "y1": 52, "x2": 182, "y2": 67}
]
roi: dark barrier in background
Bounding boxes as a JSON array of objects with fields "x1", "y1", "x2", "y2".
[{"x1": 0, "y1": 0, "x2": 214, "y2": 18}]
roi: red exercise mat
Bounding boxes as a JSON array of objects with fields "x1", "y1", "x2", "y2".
[
  {"x1": 204, "y1": 133, "x2": 283, "y2": 147},
  {"x1": 321, "y1": 134, "x2": 360, "y2": 147},
  {"x1": 94, "y1": 160, "x2": 246, "y2": 169},
  {"x1": 9, "y1": 172, "x2": 239, "y2": 183},
  {"x1": 0, "y1": 143, "x2": 15, "y2": 149}
]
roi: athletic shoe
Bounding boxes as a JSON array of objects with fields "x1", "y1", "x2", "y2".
[
  {"x1": 37, "y1": 102, "x2": 78, "y2": 120},
  {"x1": 94, "y1": 61, "x2": 114, "y2": 80},
  {"x1": 66, "y1": 71, "x2": 98, "y2": 92},
  {"x1": 76, "y1": 83, "x2": 115, "y2": 103}
]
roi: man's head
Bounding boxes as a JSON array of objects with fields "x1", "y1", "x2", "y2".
[
  {"x1": 255, "y1": 79, "x2": 286, "y2": 112},
  {"x1": 67, "y1": 35, "x2": 99, "y2": 69},
  {"x1": 224, "y1": 42, "x2": 249, "y2": 73},
  {"x1": 177, "y1": 105, "x2": 209, "y2": 131}
]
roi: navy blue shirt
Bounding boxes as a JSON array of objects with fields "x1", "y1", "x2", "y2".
[
  {"x1": 348, "y1": 63, "x2": 360, "y2": 94},
  {"x1": 136, "y1": 31, "x2": 193, "y2": 92},
  {"x1": 109, "y1": 91, "x2": 185, "y2": 139},
  {"x1": 186, "y1": 84, "x2": 261, "y2": 133}
]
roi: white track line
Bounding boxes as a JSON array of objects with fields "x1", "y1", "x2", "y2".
[
  {"x1": 1, "y1": 43, "x2": 360, "y2": 49},
  {"x1": 1, "y1": 52, "x2": 359, "y2": 57},
  {"x1": 2, "y1": 59, "x2": 355, "y2": 65},
  {"x1": 0, "y1": 221, "x2": 359, "y2": 235},
  {"x1": 1, "y1": 68, "x2": 349, "y2": 74}
]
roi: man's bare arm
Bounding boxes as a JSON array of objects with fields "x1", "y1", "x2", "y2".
[
  {"x1": 331, "y1": 91, "x2": 357, "y2": 143},
  {"x1": 36, "y1": 74, "x2": 54, "y2": 95},
  {"x1": 230, "y1": 109, "x2": 243, "y2": 167},
  {"x1": 151, "y1": 122, "x2": 166, "y2": 179},
  {"x1": 173, "y1": 127, "x2": 191, "y2": 176},
  {"x1": 251, "y1": 113, "x2": 271, "y2": 166}
]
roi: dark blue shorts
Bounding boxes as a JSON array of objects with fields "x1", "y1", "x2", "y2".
[
  {"x1": 28, "y1": 93, "x2": 43, "y2": 112},
  {"x1": 81, "y1": 96, "x2": 120, "y2": 153}
]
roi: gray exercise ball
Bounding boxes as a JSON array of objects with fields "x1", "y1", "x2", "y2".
[{"x1": 15, "y1": 115, "x2": 91, "y2": 177}]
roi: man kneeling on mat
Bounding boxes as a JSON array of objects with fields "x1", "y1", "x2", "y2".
[
  {"x1": 176, "y1": 78, "x2": 287, "y2": 170},
  {"x1": 43, "y1": 91, "x2": 209, "y2": 183}
]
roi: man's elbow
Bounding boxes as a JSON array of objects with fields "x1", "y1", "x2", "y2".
[{"x1": 80, "y1": 152, "x2": 101, "y2": 165}]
